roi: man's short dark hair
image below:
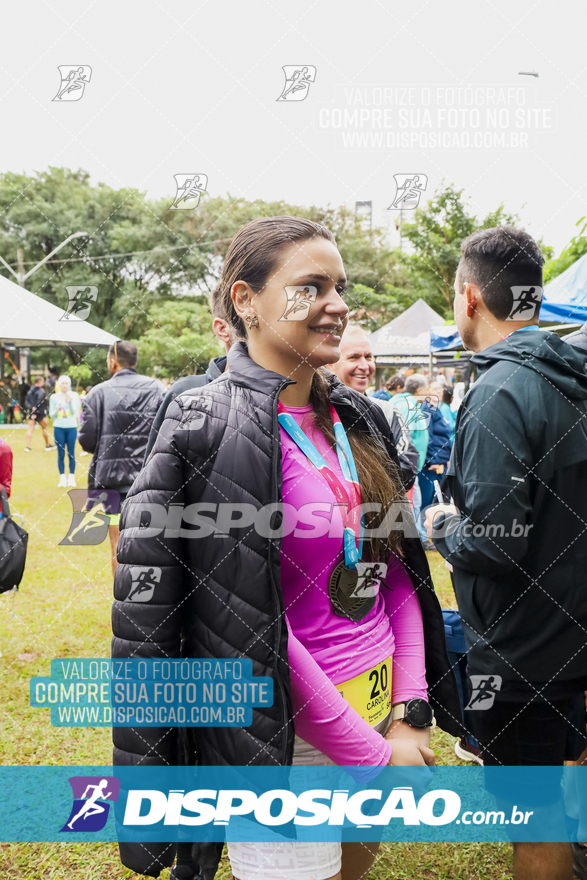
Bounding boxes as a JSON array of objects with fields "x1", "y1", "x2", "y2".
[
  {"x1": 458, "y1": 225, "x2": 544, "y2": 321},
  {"x1": 108, "y1": 340, "x2": 138, "y2": 368},
  {"x1": 209, "y1": 284, "x2": 225, "y2": 320}
]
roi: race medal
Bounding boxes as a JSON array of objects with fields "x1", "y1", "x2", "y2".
[{"x1": 328, "y1": 561, "x2": 377, "y2": 622}]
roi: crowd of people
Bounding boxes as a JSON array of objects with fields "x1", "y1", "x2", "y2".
[{"x1": 2, "y1": 216, "x2": 587, "y2": 880}]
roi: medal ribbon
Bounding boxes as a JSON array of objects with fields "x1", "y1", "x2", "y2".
[{"x1": 277, "y1": 402, "x2": 363, "y2": 568}]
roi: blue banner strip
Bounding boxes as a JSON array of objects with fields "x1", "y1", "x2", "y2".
[{"x1": 0, "y1": 766, "x2": 585, "y2": 843}]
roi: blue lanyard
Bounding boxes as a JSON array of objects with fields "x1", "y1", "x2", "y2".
[{"x1": 278, "y1": 403, "x2": 363, "y2": 568}]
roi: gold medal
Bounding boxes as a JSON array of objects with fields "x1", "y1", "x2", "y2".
[{"x1": 327, "y1": 561, "x2": 377, "y2": 622}]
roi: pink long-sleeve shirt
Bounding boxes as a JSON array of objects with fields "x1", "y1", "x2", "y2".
[{"x1": 280, "y1": 403, "x2": 428, "y2": 769}]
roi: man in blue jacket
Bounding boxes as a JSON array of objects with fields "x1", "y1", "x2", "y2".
[{"x1": 426, "y1": 225, "x2": 587, "y2": 880}]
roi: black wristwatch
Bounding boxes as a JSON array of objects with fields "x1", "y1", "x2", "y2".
[{"x1": 391, "y1": 699, "x2": 435, "y2": 729}]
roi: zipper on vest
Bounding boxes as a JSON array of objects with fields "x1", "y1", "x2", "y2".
[{"x1": 268, "y1": 380, "x2": 293, "y2": 764}]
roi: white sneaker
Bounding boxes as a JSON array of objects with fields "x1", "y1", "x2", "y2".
[
  {"x1": 57, "y1": 475, "x2": 67, "y2": 488},
  {"x1": 67, "y1": 474, "x2": 76, "y2": 487}
]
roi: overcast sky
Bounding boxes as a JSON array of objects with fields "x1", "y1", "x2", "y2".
[{"x1": 1, "y1": 0, "x2": 584, "y2": 255}]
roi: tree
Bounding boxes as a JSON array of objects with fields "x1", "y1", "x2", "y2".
[
  {"x1": 67, "y1": 364, "x2": 93, "y2": 390},
  {"x1": 0, "y1": 171, "x2": 402, "y2": 368},
  {"x1": 544, "y1": 216, "x2": 587, "y2": 281},
  {"x1": 401, "y1": 184, "x2": 520, "y2": 315},
  {"x1": 136, "y1": 301, "x2": 222, "y2": 379}
]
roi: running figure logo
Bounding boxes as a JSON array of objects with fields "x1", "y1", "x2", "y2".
[
  {"x1": 53, "y1": 66, "x2": 92, "y2": 102},
  {"x1": 60, "y1": 286, "x2": 98, "y2": 322},
  {"x1": 60, "y1": 776, "x2": 120, "y2": 832},
  {"x1": 388, "y1": 174, "x2": 428, "y2": 210},
  {"x1": 279, "y1": 286, "x2": 317, "y2": 321},
  {"x1": 59, "y1": 490, "x2": 120, "y2": 546},
  {"x1": 506, "y1": 286, "x2": 543, "y2": 321},
  {"x1": 353, "y1": 562, "x2": 388, "y2": 599},
  {"x1": 465, "y1": 675, "x2": 503, "y2": 710},
  {"x1": 170, "y1": 174, "x2": 208, "y2": 209},
  {"x1": 126, "y1": 566, "x2": 162, "y2": 603},
  {"x1": 177, "y1": 399, "x2": 208, "y2": 431},
  {"x1": 277, "y1": 66, "x2": 316, "y2": 102}
]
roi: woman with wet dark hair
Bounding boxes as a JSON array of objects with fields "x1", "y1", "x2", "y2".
[{"x1": 113, "y1": 216, "x2": 461, "y2": 880}]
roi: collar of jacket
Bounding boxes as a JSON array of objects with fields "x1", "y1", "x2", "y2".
[
  {"x1": 226, "y1": 341, "x2": 384, "y2": 433},
  {"x1": 206, "y1": 355, "x2": 227, "y2": 382},
  {"x1": 110, "y1": 368, "x2": 138, "y2": 379}
]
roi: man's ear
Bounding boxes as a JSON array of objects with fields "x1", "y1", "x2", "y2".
[
  {"x1": 463, "y1": 282, "x2": 480, "y2": 318},
  {"x1": 213, "y1": 318, "x2": 232, "y2": 347}
]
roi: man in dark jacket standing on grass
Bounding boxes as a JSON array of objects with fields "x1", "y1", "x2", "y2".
[
  {"x1": 426, "y1": 226, "x2": 587, "y2": 880},
  {"x1": 79, "y1": 341, "x2": 164, "y2": 575}
]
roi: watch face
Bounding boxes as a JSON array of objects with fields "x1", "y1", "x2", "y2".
[{"x1": 405, "y1": 699, "x2": 433, "y2": 728}]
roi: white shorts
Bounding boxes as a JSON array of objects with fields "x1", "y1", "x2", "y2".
[
  {"x1": 227, "y1": 712, "x2": 391, "y2": 880},
  {"x1": 227, "y1": 736, "x2": 340, "y2": 880}
]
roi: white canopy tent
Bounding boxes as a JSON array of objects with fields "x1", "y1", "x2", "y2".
[
  {"x1": 0, "y1": 274, "x2": 117, "y2": 349},
  {"x1": 369, "y1": 298, "x2": 445, "y2": 366}
]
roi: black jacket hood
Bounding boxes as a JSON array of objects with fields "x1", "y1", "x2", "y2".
[{"x1": 472, "y1": 329, "x2": 587, "y2": 400}]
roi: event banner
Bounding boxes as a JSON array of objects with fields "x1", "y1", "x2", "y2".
[{"x1": 1, "y1": 766, "x2": 585, "y2": 843}]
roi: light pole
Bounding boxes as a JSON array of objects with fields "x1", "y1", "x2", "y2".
[{"x1": 0, "y1": 231, "x2": 89, "y2": 287}]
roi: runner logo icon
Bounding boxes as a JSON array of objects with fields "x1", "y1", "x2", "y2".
[
  {"x1": 466, "y1": 675, "x2": 503, "y2": 710},
  {"x1": 277, "y1": 66, "x2": 316, "y2": 102},
  {"x1": 354, "y1": 562, "x2": 388, "y2": 598},
  {"x1": 506, "y1": 286, "x2": 543, "y2": 321},
  {"x1": 53, "y1": 66, "x2": 92, "y2": 102},
  {"x1": 279, "y1": 286, "x2": 317, "y2": 321},
  {"x1": 126, "y1": 566, "x2": 162, "y2": 603},
  {"x1": 388, "y1": 174, "x2": 428, "y2": 210},
  {"x1": 170, "y1": 174, "x2": 208, "y2": 209},
  {"x1": 60, "y1": 285, "x2": 98, "y2": 322},
  {"x1": 60, "y1": 776, "x2": 120, "y2": 832}
]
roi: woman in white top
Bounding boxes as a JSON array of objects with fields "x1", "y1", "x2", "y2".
[{"x1": 49, "y1": 375, "x2": 81, "y2": 488}]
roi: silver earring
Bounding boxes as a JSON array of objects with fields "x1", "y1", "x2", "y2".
[{"x1": 245, "y1": 313, "x2": 259, "y2": 329}]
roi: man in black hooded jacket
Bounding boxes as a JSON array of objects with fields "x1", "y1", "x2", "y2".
[{"x1": 426, "y1": 226, "x2": 587, "y2": 880}]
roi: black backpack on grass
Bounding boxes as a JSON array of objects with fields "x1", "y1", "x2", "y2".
[{"x1": 0, "y1": 487, "x2": 28, "y2": 592}]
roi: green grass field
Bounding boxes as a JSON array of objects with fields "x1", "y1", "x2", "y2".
[{"x1": 0, "y1": 424, "x2": 513, "y2": 879}]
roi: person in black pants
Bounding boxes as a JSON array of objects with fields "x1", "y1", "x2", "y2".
[{"x1": 24, "y1": 377, "x2": 55, "y2": 452}]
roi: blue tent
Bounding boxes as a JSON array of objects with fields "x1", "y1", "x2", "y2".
[
  {"x1": 430, "y1": 325, "x2": 463, "y2": 352},
  {"x1": 540, "y1": 253, "x2": 587, "y2": 323}
]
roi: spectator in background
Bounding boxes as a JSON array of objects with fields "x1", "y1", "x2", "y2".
[
  {"x1": 392, "y1": 374, "x2": 430, "y2": 547},
  {"x1": 145, "y1": 286, "x2": 239, "y2": 458},
  {"x1": 392, "y1": 374, "x2": 430, "y2": 471},
  {"x1": 24, "y1": 377, "x2": 55, "y2": 453},
  {"x1": 418, "y1": 380, "x2": 452, "y2": 532},
  {"x1": 438, "y1": 383, "x2": 457, "y2": 444},
  {"x1": 4, "y1": 379, "x2": 16, "y2": 424},
  {"x1": 0, "y1": 381, "x2": 9, "y2": 423},
  {"x1": 372, "y1": 373, "x2": 405, "y2": 401},
  {"x1": 327, "y1": 325, "x2": 419, "y2": 489},
  {"x1": 45, "y1": 370, "x2": 58, "y2": 397},
  {"x1": 79, "y1": 341, "x2": 164, "y2": 575},
  {"x1": 78, "y1": 386, "x2": 92, "y2": 457},
  {"x1": 0, "y1": 435, "x2": 12, "y2": 498},
  {"x1": 18, "y1": 377, "x2": 30, "y2": 421},
  {"x1": 49, "y1": 375, "x2": 81, "y2": 488}
]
